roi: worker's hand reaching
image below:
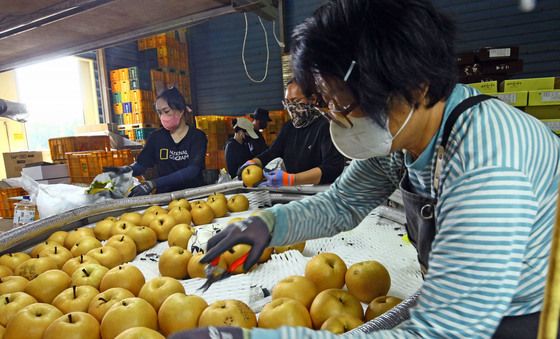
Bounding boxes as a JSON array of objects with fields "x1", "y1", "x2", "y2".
[
  {"x1": 128, "y1": 181, "x2": 155, "y2": 197},
  {"x1": 259, "y1": 169, "x2": 295, "y2": 187},
  {"x1": 236, "y1": 159, "x2": 260, "y2": 178},
  {"x1": 200, "y1": 214, "x2": 273, "y2": 273}
]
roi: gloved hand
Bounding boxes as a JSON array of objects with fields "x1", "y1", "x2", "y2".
[
  {"x1": 169, "y1": 326, "x2": 247, "y2": 339},
  {"x1": 201, "y1": 214, "x2": 273, "y2": 272},
  {"x1": 236, "y1": 159, "x2": 260, "y2": 178},
  {"x1": 102, "y1": 166, "x2": 132, "y2": 175},
  {"x1": 128, "y1": 181, "x2": 155, "y2": 197},
  {"x1": 259, "y1": 169, "x2": 295, "y2": 187}
]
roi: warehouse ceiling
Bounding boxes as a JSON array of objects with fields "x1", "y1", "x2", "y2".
[{"x1": 0, "y1": 0, "x2": 235, "y2": 72}]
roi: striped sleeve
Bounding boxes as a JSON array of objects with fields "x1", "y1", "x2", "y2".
[{"x1": 267, "y1": 156, "x2": 400, "y2": 246}]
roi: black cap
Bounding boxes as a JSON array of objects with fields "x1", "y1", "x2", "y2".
[{"x1": 250, "y1": 108, "x2": 271, "y2": 121}]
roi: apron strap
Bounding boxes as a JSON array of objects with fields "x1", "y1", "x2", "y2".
[
  {"x1": 433, "y1": 94, "x2": 494, "y2": 192},
  {"x1": 440, "y1": 94, "x2": 495, "y2": 147}
]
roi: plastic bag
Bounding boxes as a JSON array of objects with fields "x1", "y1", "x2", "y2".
[
  {"x1": 8, "y1": 171, "x2": 137, "y2": 218},
  {"x1": 217, "y1": 168, "x2": 233, "y2": 184}
]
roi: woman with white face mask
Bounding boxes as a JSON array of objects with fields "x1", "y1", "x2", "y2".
[
  {"x1": 108, "y1": 87, "x2": 208, "y2": 196},
  {"x1": 173, "y1": 1, "x2": 560, "y2": 339},
  {"x1": 236, "y1": 79, "x2": 345, "y2": 187}
]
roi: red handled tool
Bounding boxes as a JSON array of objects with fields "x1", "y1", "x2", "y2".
[{"x1": 198, "y1": 252, "x2": 250, "y2": 292}]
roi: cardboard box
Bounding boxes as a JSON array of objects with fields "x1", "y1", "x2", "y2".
[
  {"x1": 22, "y1": 164, "x2": 69, "y2": 180},
  {"x1": 2, "y1": 152, "x2": 44, "y2": 178},
  {"x1": 490, "y1": 91, "x2": 528, "y2": 107},
  {"x1": 528, "y1": 90, "x2": 560, "y2": 106},
  {"x1": 480, "y1": 59, "x2": 523, "y2": 75},
  {"x1": 468, "y1": 81, "x2": 498, "y2": 93},
  {"x1": 503, "y1": 77, "x2": 556, "y2": 92},
  {"x1": 476, "y1": 47, "x2": 519, "y2": 61},
  {"x1": 524, "y1": 105, "x2": 560, "y2": 120}
]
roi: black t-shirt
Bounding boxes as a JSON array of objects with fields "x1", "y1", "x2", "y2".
[
  {"x1": 256, "y1": 118, "x2": 345, "y2": 184},
  {"x1": 224, "y1": 132, "x2": 268, "y2": 177},
  {"x1": 247, "y1": 131, "x2": 268, "y2": 156},
  {"x1": 132, "y1": 127, "x2": 207, "y2": 192}
]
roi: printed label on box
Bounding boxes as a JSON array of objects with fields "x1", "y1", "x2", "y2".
[
  {"x1": 13, "y1": 209, "x2": 35, "y2": 225},
  {"x1": 489, "y1": 48, "x2": 511, "y2": 58},
  {"x1": 542, "y1": 92, "x2": 560, "y2": 102},
  {"x1": 495, "y1": 93, "x2": 517, "y2": 105}
]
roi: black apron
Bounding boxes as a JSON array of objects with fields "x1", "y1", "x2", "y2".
[{"x1": 400, "y1": 94, "x2": 546, "y2": 339}]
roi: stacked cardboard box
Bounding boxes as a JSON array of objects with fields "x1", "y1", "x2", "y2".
[
  {"x1": 2, "y1": 152, "x2": 44, "y2": 178},
  {"x1": 22, "y1": 164, "x2": 70, "y2": 184},
  {"x1": 458, "y1": 47, "x2": 522, "y2": 84},
  {"x1": 469, "y1": 77, "x2": 560, "y2": 135}
]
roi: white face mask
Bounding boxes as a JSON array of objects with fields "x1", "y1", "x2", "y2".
[{"x1": 329, "y1": 107, "x2": 414, "y2": 160}]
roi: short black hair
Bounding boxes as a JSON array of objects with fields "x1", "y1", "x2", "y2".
[
  {"x1": 291, "y1": 0, "x2": 457, "y2": 126},
  {"x1": 286, "y1": 78, "x2": 326, "y2": 108},
  {"x1": 156, "y1": 87, "x2": 189, "y2": 112}
]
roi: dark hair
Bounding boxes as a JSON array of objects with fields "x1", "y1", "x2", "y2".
[
  {"x1": 156, "y1": 87, "x2": 189, "y2": 112},
  {"x1": 286, "y1": 78, "x2": 326, "y2": 108},
  {"x1": 291, "y1": 0, "x2": 457, "y2": 126}
]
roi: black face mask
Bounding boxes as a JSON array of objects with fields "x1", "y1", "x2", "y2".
[{"x1": 284, "y1": 101, "x2": 322, "y2": 128}]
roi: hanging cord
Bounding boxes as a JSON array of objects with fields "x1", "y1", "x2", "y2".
[
  {"x1": 242, "y1": 12, "x2": 269, "y2": 83},
  {"x1": 272, "y1": 20, "x2": 285, "y2": 48}
]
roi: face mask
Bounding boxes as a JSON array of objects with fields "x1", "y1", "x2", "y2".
[
  {"x1": 329, "y1": 107, "x2": 414, "y2": 160},
  {"x1": 160, "y1": 113, "x2": 182, "y2": 131},
  {"x1": 285, "y1": 102, "x2": 322, "y2": 128}
]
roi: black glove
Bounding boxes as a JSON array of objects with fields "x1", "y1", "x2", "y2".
[
  {"x1": 201, "y1": 216, "x2": 271, "y2": 272},
  {"x1": 128, "y1": 181, "x2": 155, "y2": 197},
  {"x1": 103, "y1": 166, "x2": 132, "y2": 175},
  {"x1": 169, "y1": 327, "x2": 245, "y2": 339},
  {"x1": 236, "y1": 159, "x2": 260, "y2": 179}
]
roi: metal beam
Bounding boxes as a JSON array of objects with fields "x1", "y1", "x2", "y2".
[{"x1": 0, "y1": 5, "x2": 236, "y2": 72}]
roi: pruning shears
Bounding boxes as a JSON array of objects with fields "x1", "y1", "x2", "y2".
[{"x1": 198, "y1": 252, "x2": 250, "y2": 292}]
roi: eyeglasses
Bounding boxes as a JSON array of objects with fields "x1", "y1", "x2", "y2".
[{"x1": 313, "y1": 60, "x2": 358, "y2": 129}]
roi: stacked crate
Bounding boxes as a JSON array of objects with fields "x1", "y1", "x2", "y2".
[
  {"x1": 195, "y1": 116, "x2": 230, "y2": 170},
  {"x1": 195, "y1": 113, "x2": 289, "y2": 171},
  {"x1": 48, "y1": 136, "x2": 111, "y2": 162},
  {"x1": 138, "y1": 31, "x2": 189, "y2": 72},
  {"x1": 261, "y1": 110, "x2": 289, "y2": 145},
  {"x1": 66, "y1": 149, "x2": 140, "y2": 184},
  {"x1": 110, "y1": 67, "x2": 158, "y2": 143},
  {"x1": 138, "y1": 31, "x2": 191, "y2": 103}
]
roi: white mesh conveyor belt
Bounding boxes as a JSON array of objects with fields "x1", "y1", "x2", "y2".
[
  {"x1": 18, "y1": 190, "x2": 423, "y2": 317},
  {"x1": 128, "y1": 192, "x2": 423, "y2": 313}
]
